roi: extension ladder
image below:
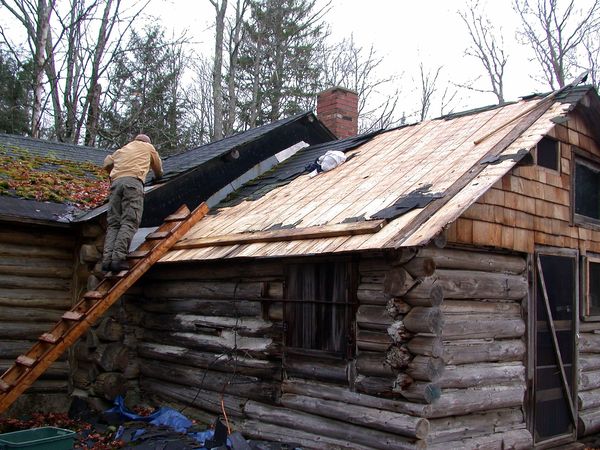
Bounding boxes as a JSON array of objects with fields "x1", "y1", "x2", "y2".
[{"x1": 0, "y1": 203, "x2": 209, "y2": 413}]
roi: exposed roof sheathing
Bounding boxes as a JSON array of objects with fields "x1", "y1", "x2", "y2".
[{"x1": 163, "y1": 87, "x2": 591, "y2": 263}]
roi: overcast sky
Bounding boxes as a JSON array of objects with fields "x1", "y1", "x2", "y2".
[{"x1": 146, "y1": 0, "x2": 546, "y2": 120}]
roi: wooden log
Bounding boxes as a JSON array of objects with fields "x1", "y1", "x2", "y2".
[
  {"x1": 0, "y1": 288, "x2": 71, "y2": 309},
  {"x1": 280, "y1": 393, "x2": 430, "y2": 439},
  {"x1": 282, "y1": 378, "x2": 430, "y2": 417},
  {"x1": 579, "y1": 407, "x2": 600, "y2": 437},
  {"x1": 143, "y1": 312, "x2": 275, "y2": 337},
  {"x1": 402, "y1": 257, "x2": 436, "y2": 278},
  {"x1": 355, "y1": 375, "x2": 409, "y2": 398},
  {"x1": 142, "y1": 281, "x2": 264, "y2": 300},
  {"x1": 267, "y1": 302, "x2": 283, "y2": 321},
  {"x1": 0, "y1": 322, "x2": 56, "y2": 339},
  {"x1": 436, "y1": 362, "x2": 525, "y2": 388},
  {"x1": 0, "y1": 242, "x2": 72, "y2": 259},
  {"x1": 425, "y1": 384, "x2": 525, "y2": 418},
  {"x1": 94, "y1": 343, "x2": 129, "y2": 372},
  {"x1": 580, "y1": 354, "x2": 600, "y2": 372},
  {"x1": 395, "y1": 382, "x2": 441, "y2": 404},
  {"x1": 137, "y1": 342, "x2": 280, "y2": 378},
  {"x1": 243, "y1": 400, "x2": 425, "y2": 450},
  {"x1": 0, "y1": 228, "x2": 75, "y2": 247},
  {"x1": 16, "y1": 379, "x2": 69, "y2": 393},
  {"x1": 0, "y1": 256, "x2": 72, "y2": 278},
  {"x1": 403, "y1": 280, "x2": 444, "y2": 307},
  {"x1": 95, "y1": 317, "x2": 124, "y2": 342},
  {"x1": 441, "y1": 300, "x2": 521, "y2": 316},
  {"x1": 361, "y1": 273, "x2": 385, "y2": 284},
  {"x1": 417, "y1": 248, "x2": 527, "y2": 274},
  {"x1": 384, "y1": 267, "x2": 417, "y2": 297},
  {"x1": 92, "y1": 372, "x2": 127, "y2": 401},
  {"x1": 406, "y1": 336, "x2": 443, "y2": 358},
  {"x1": 386, "y1": 345, "x2": 412, "y2": 370},
  {"x1": 438, "y1": 269, "x2": 527, "y2": 299},
  {"x1": 242, "y1": 419, "x2": 375, "y2": 450},
  {"x1": 404, "y1": 307, "x2": 443, "y2": 334},
  {"x1": 0, "y1": 359, "x2": 68, "y2": 379},
  {"x1": 579, "y1": 388, "x2": 600, "y2": 411},
  {"x1": 357, "y1": 305, "x2": 393, "y2": 331},
  {"x1": 443, "y1": 315, "x2": 525, "y2": 339},
  {"x1": 141, "y1": 298, "x2": 262, "y2": 317},
  {"x1": 0, "y1": 274, "x2": 70, "y2": 291},
  {"x1": 357, "y1": 330, "x2": 393, "y2": 352},
  {"x1": 387, "y1": 321, "x2": 414, "y2": 344},
  {"x1": 139, "y1": 359, "x2": 277, "y2": 402},
  {"x1": 285, "y1": 357, "x2": 348, "y2": 383},
  {"x1": 359, "y1": 258, "x2": 391, "y2": 273},
  {"x1": 0, "y1": 306, "x2": 64, "y2": 323},
  {"x1": 580, "y1": 369, "x2": 600, "y2": 391},
  {"x1": 386, "y1": 298, "x2": 411, "y2": 317},
  {"x1": 428, "y1": 407, "x2": 524, "y2": 444},
  {"x1": 441, "y1": 339, "x2": 526, "y2": 364},
  {"x1": 141, "y1": 378, "x2": 247, "y2": 418},
  {"x1": 72, "y1": 364, "x2": 100, "y2": 389},
  {"x1": 148, "y1": 261, "x2": 283, "y2": 281},
  {"x1": 428, "y1": 428, "x2": 532, "y2": 450},
  {"x1": 580, "y1": 322, "x2": 600, "y2": 333},
  {"x1": 407, "y1": 356, "x2": 445, "y2": 382},
  {"x1": 356, "y1": 288, "x2": 388, "y2": 305},
  {"x1": 141, "y1": 330, "x2": 278, "y2": 356},
  {"x1": 356, "y1": 351, "x2": 395, "y2": 377},
  {"x1": 385, "y1": 248, "x2": 419, "y2": 267},
  {"x1": 580, "y1": 333, "x2": 600, "y2": 353}
]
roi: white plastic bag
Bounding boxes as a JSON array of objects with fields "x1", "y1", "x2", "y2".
[{"x1": 317, "y1": 150, "x2": 347, "y2": 172}]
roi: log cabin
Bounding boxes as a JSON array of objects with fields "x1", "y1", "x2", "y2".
[
  {"x1": 72, "y1": 81, "x2": 600, "y2": 449},
  {"x1": 0, "y1": 113, "x2": 334, "y2": 416}
]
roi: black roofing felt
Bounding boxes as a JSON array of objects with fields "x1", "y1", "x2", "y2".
[
  {"x1": 0, "y1": 133, "x2": 111, "y2": 165},
  {"x1": 160, "y1": 112, "x2": 332, "y2": 181},
  {"x1": 0, "y1": 196, "x2": 77, "y2": 224},
  {"x1": 217, "y1": 129, "x2": 382, "y2": 209}
]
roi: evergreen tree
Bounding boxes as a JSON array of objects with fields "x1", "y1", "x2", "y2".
[
  {"x1": 0, "y1": 49, "x2": 32, "y2": 135},
  {"x1": 98, "y1": 25, "x2": 190, "y2": 155},
  {"x1": 236, "y1": 0, "x2": 327, "y2": 128}
]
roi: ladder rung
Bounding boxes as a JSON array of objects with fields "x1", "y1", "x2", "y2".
[
  {"x1": 15, "y1": 355, "x2": 36, "y2": 367},
  {"x1": 62, "y1": 311, "x2": 84, "y2": 321},
  {"x1": 128, "y1": 250, "x2": 150, "y2": 259},
  {"x1": 146, "y1": 231, "x2": 170, "y2": 240},
  {"x1": 165, "y1": 211, "x2": 190, "y2": 222},
  {"x1": 39, "y1": 333, "x2": 59, "y2": 344},
  {"x1": 83, "y1": 290, "x2": 104, "y2": 300},
  {"x1": 0, "y1": 379, "x2": 11, "y2": 392}
]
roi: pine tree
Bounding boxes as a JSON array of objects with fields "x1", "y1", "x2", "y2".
[{"x1": 0, "y1": 49, "x2": 32, "y2": 135}]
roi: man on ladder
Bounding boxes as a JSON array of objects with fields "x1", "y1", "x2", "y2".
[{"x1": 101, "y1": 134, "x2": 163, "y2": 273}]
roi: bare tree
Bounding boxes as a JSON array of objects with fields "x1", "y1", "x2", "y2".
[
  {"x1": 417, "y1": 62, "x2": 442, "y2": 121},
  {"x1": 459, "y1": 0, "x2": 507, "y2": 103},
  {"x1": 514, "y1": 0, "x2": 600, "y2": 89},
  {"x1": 185, "y1": 55, "x2": 215, "y2": 145},
  {"x1": 581, "y1": 34, "x2": 600, "y2": 89},
  {"x1": 210, "y1": 0, "x2": 227, "y2": 141},
  {"x1": 319, "y1": 35, "x2": 401, "y2": 132}
]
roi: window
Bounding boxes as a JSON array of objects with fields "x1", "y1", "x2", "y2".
[
  {"x1": 582, "y1": 256, "x2": 600, "y2": 320},
  {"x1": 537, "y1": 136, "x2": 560, "y2": 171},
  {"x1": 284, "y1": 261, "x2": 354, "y2": 356},
  {"x1": 574, "y1": 157, "x2": 600, "y2": 222}
]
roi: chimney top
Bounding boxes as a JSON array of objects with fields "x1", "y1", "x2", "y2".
[{"x1": 317, "y1": 87, "x2": 358, "y2": 139}]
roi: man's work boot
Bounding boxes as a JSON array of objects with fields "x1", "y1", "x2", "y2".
[
  {"x1": 110, "y1": 259, "x2": 129, "y2": 273},
  {"x1": 101, "y1": 261, "x2": 111, "y2": 273}
]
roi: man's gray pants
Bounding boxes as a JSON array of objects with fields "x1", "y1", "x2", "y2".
[{"x1": 102, "y1": 176, "x2": 144, "y2": 265}]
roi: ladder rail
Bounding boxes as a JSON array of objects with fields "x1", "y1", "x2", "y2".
[{"x1": 0, "y1": 203, "x2": 209, "y2": 413}]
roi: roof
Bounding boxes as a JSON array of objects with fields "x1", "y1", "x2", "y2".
[
  {"x1": 161, "y1": 83, "x2": 596, "y2": 263},
  {"x1": 160, "y1": 112, "x2": 333, "y2": 181}
]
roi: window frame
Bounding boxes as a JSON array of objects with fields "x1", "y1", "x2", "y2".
[
  {"x1": 536, "y1": 136, "x2": 561, "y2": 172},
  {"x1": 572, "y1": 151, "x2": 600, "y2": 229},
  {"x1": 581, "y1": 254, "x2": 600, "y2": 321},
  {"x1": 283, "y1": 258, "x2": 357, "y2": 360}
]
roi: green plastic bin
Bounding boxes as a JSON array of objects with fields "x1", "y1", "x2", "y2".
[{"x1": 0, "y1": 427, "x2": 75, "y2": 450}]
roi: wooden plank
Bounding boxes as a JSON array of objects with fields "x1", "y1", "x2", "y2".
[
  {"x1": 0, "y1": 203, "x2": 209, "y2": 414},
  {"x1": 173, "y1": 220, "x2": 386, "y2": 250}
]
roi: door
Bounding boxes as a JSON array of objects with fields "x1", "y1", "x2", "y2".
[{"x1": 532, "y1": 249, "x2": 578, "y2": 445}]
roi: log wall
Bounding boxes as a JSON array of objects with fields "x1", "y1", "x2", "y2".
[
  {"x1": 446, "y1": 109, "x2": 600, "y2": 255},
  {"x1": 578, "y1": 322, "x2": 600, "y2": 437},
  {"x1": 0, "y1": 222, "x2": 76, "y2": 415}
]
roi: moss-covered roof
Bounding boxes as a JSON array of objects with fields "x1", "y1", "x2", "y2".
[{"x1": 0, "y1": 143, "x2": 109, "y2": 209}]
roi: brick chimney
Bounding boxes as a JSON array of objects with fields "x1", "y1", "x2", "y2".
[{"x1": 317, "y1": 87, "x2": 358, "y2": 139}]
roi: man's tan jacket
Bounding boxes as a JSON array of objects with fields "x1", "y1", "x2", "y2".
[{"x1": 104, "y1": 140, "x2": 163, "y2": 183}]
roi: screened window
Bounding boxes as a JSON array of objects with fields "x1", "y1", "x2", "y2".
[
  {"x1": 537, "y1": 136, "x2": 559, "y2": 171},
  {"x1": 574, "y1": 158, "x2": 600, "y2": 222},
  {"x1": 583, "y1": 256, "x2": 600, "y2": 320},
  {"x1": 285, "y1": 261, "x2": 353, "y2": 356}
]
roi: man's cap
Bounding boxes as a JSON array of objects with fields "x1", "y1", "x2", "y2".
[{"x1": 135, "y1": 134, "x2": 151, "y2": 144}]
